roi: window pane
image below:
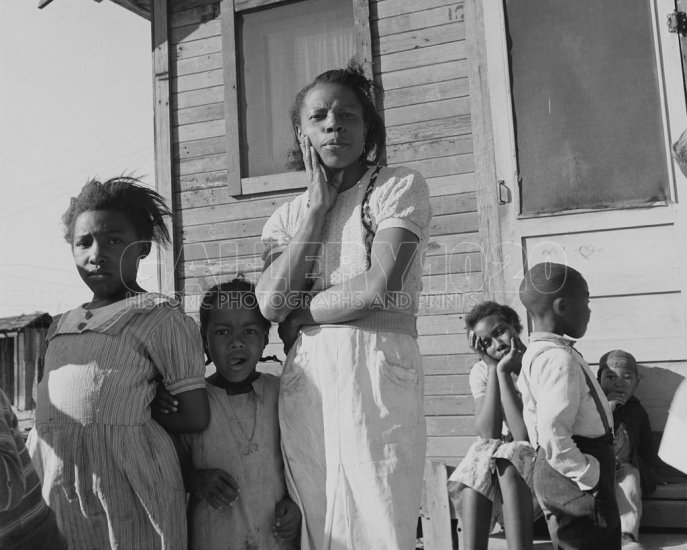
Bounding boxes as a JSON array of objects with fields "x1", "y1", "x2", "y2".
[
  {"x1": 506, "y1": 0, "x2": 669, "y2": 215},
  {"x1": 239, "y1": 0, "x2": 355, "y2": 178}
]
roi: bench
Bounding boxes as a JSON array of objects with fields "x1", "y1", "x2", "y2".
[{"x1": 419, "y1": 460, "x2": 687, "y2": 550}]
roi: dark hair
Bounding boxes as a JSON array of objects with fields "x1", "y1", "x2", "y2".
[
  {"x1": 286, "y1": 59, "x2": 385, "y2": 170},
  {"x1": 198, "y1": 276, "x2": 272, "y2": 364},
  {"x1": 519, "y1": 262, "x2": 587, "y2": 316},
  {"x1": 465, "y1": 301, "x2": 523, "y2": 334},
  {"x1": 62, "y1": 176, "x2": 171, "y2": 245}
]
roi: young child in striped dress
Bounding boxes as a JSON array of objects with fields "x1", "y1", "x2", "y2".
[{"x1": 28, "y1": 177, "x2": 210, "y2": 550}]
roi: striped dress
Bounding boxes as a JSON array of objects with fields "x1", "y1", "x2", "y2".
[
  {"x1": 1, "y1": 389, "x2": 65, "y2": 550},
  {"x1": 27, "y1": 293, "x2": 206, "y2": 550}
]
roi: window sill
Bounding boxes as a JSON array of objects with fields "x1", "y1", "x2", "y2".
[{"x1": 238, "y1": 171, "x2": 306, "y2": 196}]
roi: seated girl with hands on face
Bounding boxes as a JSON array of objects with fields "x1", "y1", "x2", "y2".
[
  {"x1": 448, "y1": 302, "x2": 541, "y2": 550},
  {"x1": 155, "y1": 278, "x2": 301, "y2": 550}
]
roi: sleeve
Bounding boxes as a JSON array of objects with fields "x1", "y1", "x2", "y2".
[
  {"x1": 469, "y1": 361, "x2": 489, "y2": 400},
  {"x1": 534, "y1": 350, "x2": 600, "y2": 491},
  {"x1": 260, "y1": 196, "x2": 307, "y2": 263},
  {"x1": 0, "y1": 392, "x2": 25, "y2": 512},
  {"x1": 637, "y1": 404, "x2": 657, "y2": 467},
  {"x1": 370, "y1": 167, "x2": 431, "y2": 239},
  {"x1": 148, "y1": 308, "x2": 207, "y2": 396}
]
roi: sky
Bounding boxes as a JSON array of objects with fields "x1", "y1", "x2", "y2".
[{"x1": 0, "y1": 0, "x2": 156, "y2": 318}]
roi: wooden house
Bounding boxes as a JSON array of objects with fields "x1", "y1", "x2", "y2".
[
  {"x1": 42, "y1": 0, "x2": 687, "y2": 470},
  {"x1": 0, "y1": 312, "x2": 52, "y2": 411}
]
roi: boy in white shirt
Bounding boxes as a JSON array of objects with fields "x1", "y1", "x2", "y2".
[{"x1": 517, "y1": 262, "x2": 620, "y2": 550}]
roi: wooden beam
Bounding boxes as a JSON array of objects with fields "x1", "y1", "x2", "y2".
[
  {"x1": 221, "y1": 0, "x2": 242, "y2": 195},
  {"x1": 464, "y1": 0, "x2": 504, "y2": 300},
  {"x1": 152, "y1": 0, "x2": 178, "y2": 295}
]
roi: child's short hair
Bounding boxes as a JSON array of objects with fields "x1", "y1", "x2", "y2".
[
  {"x1": 199, "y1": 276, "x2": 271, "y2": 338},
  {"x1": 287, "y1": 58, "x2": 385, "y2": 170},
  {"x1": 597, "y1": 349, "x2": 638, "y2": 380},
  {"x1": 62, "y1": 176, "x2": 171, "y2": 245},
  {"x1": 465, "y1": 301, "x2": 523, "y2": 334},
  {"x1": 519, "y1": 262, "x2": 587, "y2": 316}
]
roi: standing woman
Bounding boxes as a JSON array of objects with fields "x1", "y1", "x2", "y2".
[{"x1": 257, "y1": 61, "x2": 432, "y2": 550}]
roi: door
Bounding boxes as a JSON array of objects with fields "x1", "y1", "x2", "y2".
[{"x1": 482, "y1": 0, "x2": 687, "y2": 429}]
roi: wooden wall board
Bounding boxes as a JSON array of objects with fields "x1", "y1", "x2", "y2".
[
  {"x1": 372, "y1": 0, "x2": 458, "y2": 19},
  {"x1": 174, "y1": 102, "x2": 224, "y2": 126},
  {"x1": 173, "y1": 118, "x2": 224, "y2": 142},
  {"x1": 426, "y1": 436, "x2": 474, "y2": 460},
  {"x1": 378, "y1": 42, "x2": 466, "y2": 74},
  {"x1": 171, "y1": 0, "x2": 216, "y2": 13},
  {"x1": 375, "y1": 22, "x2": 464, "y2": 57},
  {"x1": 174, "y1": 85, "x2": 224, "y2": 109},
  {"x1": 423, "y1": 252, "x2": 482, "y2": 278},
  {"x1": 425, "y1": 394, "x2": 474, "y2": 416},
  {"x1": 181, "y1": 254, "x2": 264, "y2": 279},
  {"x1": 429, "y1": 192, "x2": 476, "y2": 216},
  {"x1": 170, "y1": 3, "x2": 217, "y2": 28},
  {"x1": 171, "y1": 68, "x2": 223, "y2": 94},
  {"x1": 169, "y1": 19, "x2": 221, "y2": 44},
  {"x1": 388, "y1": 136, "x2": 473, "y2": 165},
  {"x1": 376, "y1": 5, "x2": 464, "y2": 37},
  {"x1": 183, "y1": 235, "x2": 262, "y2": 261},
  {"x1": 417, "y1": 313, "x2": 468, "y2": 336},
  {"x1": 424, "y1": 373, "x2": 470, "y2": 395},
  {"x1": 417, "y1": 292, "x2": 484, "y2": 317},
  {"x1": 426, "y1": 173, "x2": 476, "y2": 197},
  {"x1": 174, "y1": 35, "x2": 223, "y2": 60},
  {"x1": 178, "y1": 152, "x2": 226, "y2": 176},
  {"x1": 423, "y1": 354, "x2": 474, "y2": 376},
  {"x1": 182, "y1": 216, "x2": 266, "y2": 243},
  {"x1": 393, "y1": 153, "x2": 474, "y2": 179},
  {"x1": 175, "y1": 135, "x2": 225, "y2": 160},
  {"x1": 380, "y1": 60, "x2": 468, "y2": 91},
  {"x1": 178, "y1": 188, "x2": 296, "y2": 214},
  {"x1": 385, "y1": 97, "x2": 471, "y2": 127},
  {"x1": 384, "y1": 78, "x2": 469, "y2": 110},
  {"x1": 386, "y1": 115, "x2": 472, "y2": 145},
  {"x1": 427, "y1": 416, "x2": 474, "y2": 437},
  {"x1": 173, "y1": 52, "x2": 223, "y2": 77},
  {"x1": 429, "y1": 212, "x2": 479, "y2": 237},
  {"x1": 178, "y1": 169, "x2": 227, "y2": 192},
  {"x1": 425, "y1": 233, "x2": 481, "y2": 256}
]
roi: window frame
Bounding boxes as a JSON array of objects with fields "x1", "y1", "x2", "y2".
[{"x1": 221, "y1": 0, "x2": 373, "y2": 196}]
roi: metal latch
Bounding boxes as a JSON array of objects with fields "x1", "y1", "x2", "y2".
[
  {"x1": 497, "y1": 180, "x2": 511, "y2": 205},
  {"x1": 668, "y1": 11, "x2": 687, "y2": 36}
]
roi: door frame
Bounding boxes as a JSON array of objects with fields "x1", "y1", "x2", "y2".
[{"x1": 476, "y1": 0, "x2": 687, "y2": 326}]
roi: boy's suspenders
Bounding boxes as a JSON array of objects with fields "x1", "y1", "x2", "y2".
[{"x1": 524, "y1": 346, "x2": 613, "y2": 438}]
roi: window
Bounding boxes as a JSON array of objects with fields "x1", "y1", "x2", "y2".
[
  {"x1": 505, "y1": 0, "x2": 670, "y2": 215},
  {"x1": 223, "y1": 0, "x2": 372, "y2": 195}
]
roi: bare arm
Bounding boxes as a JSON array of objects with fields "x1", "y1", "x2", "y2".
[
  {"x1": 152, "y1": 388, "x2": 209, "y2": 433},
  {"x1": 496, "y1": 337, "x2": 528, "y2": 441},
  {"x1": 469, "y1": 332, "x2": 503, "y2": 439},
  {"x1": 257, "y1": 136, "x2": 343, "y2": 323}
]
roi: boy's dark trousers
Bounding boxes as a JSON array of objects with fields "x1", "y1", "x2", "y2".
[{"x1": 533, "y1": 432, "x2": 621, "y2": 550}]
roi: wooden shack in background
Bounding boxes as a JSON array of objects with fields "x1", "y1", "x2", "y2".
[
  {"x1": 0, "y1": 312, "x2": 52, "y2": 411},
  {"x1": 43, "y1": 0, "x2": 687, "y2": 469}
]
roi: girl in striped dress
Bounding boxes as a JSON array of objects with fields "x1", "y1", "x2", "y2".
[{"x1": 28, "y1": 177, "x2": 210, "y2": 550}]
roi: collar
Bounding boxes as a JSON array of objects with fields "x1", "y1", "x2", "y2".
[
  {"x1": 529, "y1": 331, "x2": 577, "y2": 348},
  {"x1": 209, "y1": 371, "x2": 261, "y2": 396}
]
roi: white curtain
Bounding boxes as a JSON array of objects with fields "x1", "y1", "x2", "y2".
[{"x1": 242, "y1": 0, "x2": 355, "y2": 177}]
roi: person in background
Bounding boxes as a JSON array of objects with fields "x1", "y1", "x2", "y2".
[
  {"x1": 518, "y1": 262, "x2": 620, "y2": 550},
  {"x1": 447, "y1": 301, "x2": 540, "y2": 550},
  {"x1": 0, "y1": 388, "x2": 66, "y2": 550},
  {"x1": 597, "y1": 349, "x2": 657, "y2": 544}
]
